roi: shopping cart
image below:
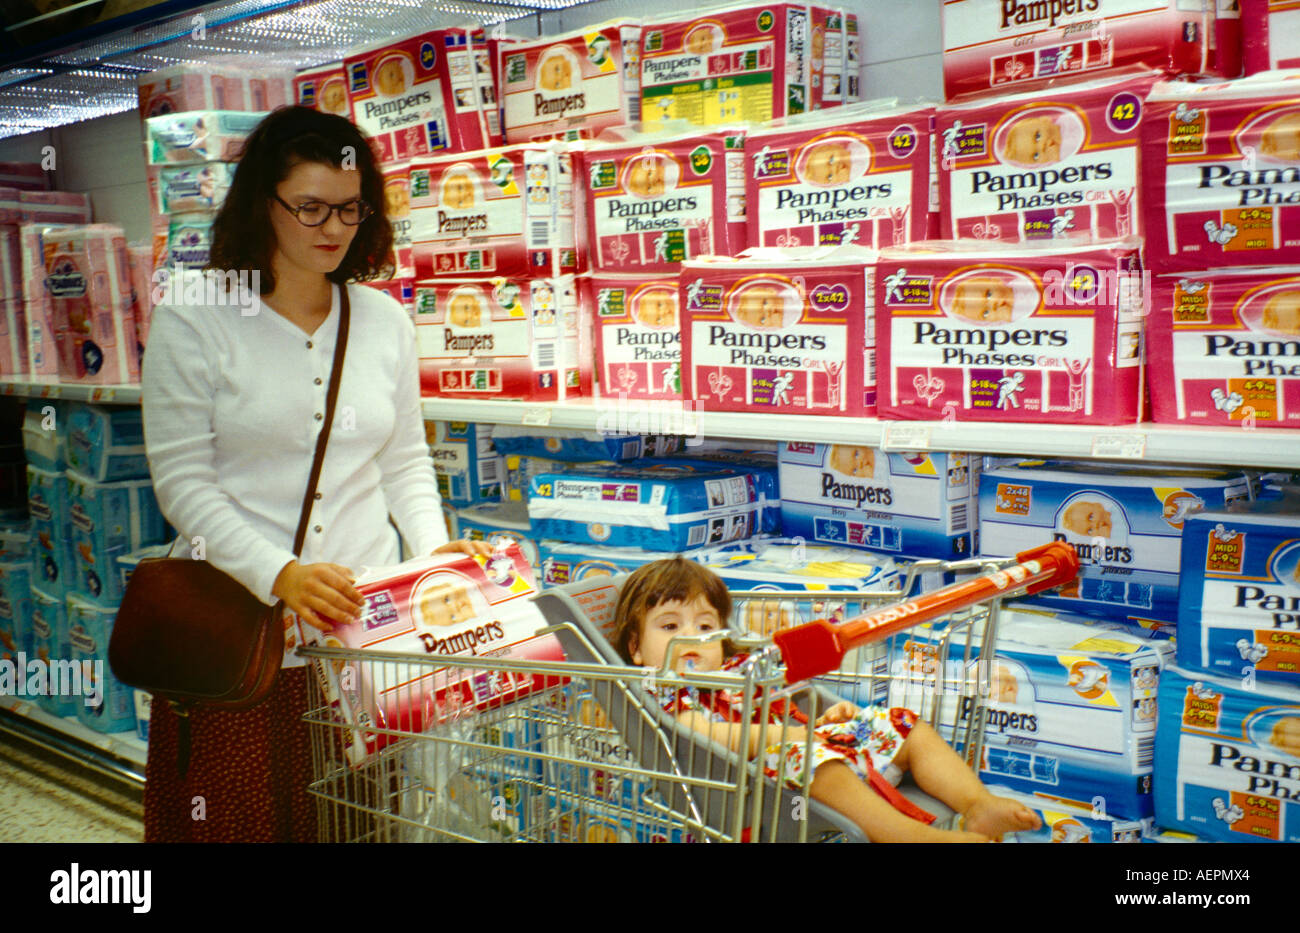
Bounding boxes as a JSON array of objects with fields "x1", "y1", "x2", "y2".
[{"x1": 299, "y1": 542, "x2": 1078, "y2": 843}]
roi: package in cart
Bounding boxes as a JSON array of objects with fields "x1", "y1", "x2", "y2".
[
  {"x1": 298, "y1": 544, "x2": 563, "y2": 766},
  {"x1": 582, "y1": 273, "x2": 684, "y2": 401},
  {"x1": 639, "y1": 4, "x2": 857, "y2": 129},
  {"x1": 499, "y1": 21, "x2": 641, "y2": 143},
  {"x1": 413, "y1": 274, "x2": 590, "y2": 401},
  {"x1": 409, "y1": 142, "x2": 577, "y2": 280},
  {"x1": 680, "y1": 248, "x2": 876, "y2": 416},
  {"x1": 574, "y1": 127, "x2": 747, "y2": 274},
  {"x1": 979, "y1": 461, "x2": 1258, "y2": 624},
  {"x1": 455, "y1": 501, "x2": 540, "y2": 572},
  {"x1": 1243, "y1": 0, "x2": 1300, "y2": 75},
  {"x1": 746, "y1": 103, "x2": 935, "y2": 251},
  {"x1": 779, "y1": 443, "x2": 980, "y2": 559},
  {"x1": 526, "y1": 461, "x2": 767, "y2": 551},
  {"x1": 1142, "y1": 74, "x2": 1300, "y2": 273},
  {"x1": 1148, "y1": 268, "x2": 1300, "y2": 428},
  {"x1": 940, "y1": 0, "x2": 1218, "y2": 101},
  {"x1": 994, "y1": 787, "x2": 1147, "y2": 843},
  {"x1": 1155, "y1": 665, "x2": 1300, "y2": 843},
  {"x1": 344, "y1": 28, "x2": 498, "y2": 163},
  {"x1": 937, "y1": 75, "x2": 1153, "y2": 244},
  {"x1": 875, "y1": 239, "x2": 1144, "y2": 424},
  {"x1": 1177, "y1": 500, "x2": 1300, "y2": 689}
]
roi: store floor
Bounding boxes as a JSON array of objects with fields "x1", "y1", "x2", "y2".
[{"x1": 0, "y1": 738, "x2": 143, "y2": 843}]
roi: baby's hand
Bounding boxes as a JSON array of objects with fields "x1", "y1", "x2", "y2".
[{"x1": 816, "y1": 701, "x2": 858, "y2": 726}]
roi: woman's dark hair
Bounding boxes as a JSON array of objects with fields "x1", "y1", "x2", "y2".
[{"x1": 207, "y1": 106, "x2": 394, "y2": 294}]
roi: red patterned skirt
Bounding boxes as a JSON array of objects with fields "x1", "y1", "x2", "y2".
[{"x1": 142, "y1": 667, "x2": 316, "y2": 843}]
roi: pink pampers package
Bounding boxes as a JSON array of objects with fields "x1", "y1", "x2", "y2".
[
  {"x1": 0, "y1": 164, "x2": 46, "y2": 191},
  {"x1": 500, "y1": 21, "x2": 641, "y2": 143},
  {"x1": 1142, "y1": 73, "x2": 1300, "y2": 273},
  {"x1": 0, "y1": 301, "x2": 27, "y2": 376},
  {"x1": 680, "y1": 247, "x2": 876, "y2": 416},
  {"x1": 1, "y1": 225, "x2": 19, "y2": 300},
  {"x1": 574, "y1": 128, "x2": 746, "y2": 274},
  {"x1": 294, "y1": 61, "x2": 350, "y2": 116},
  {"x1": 137, "y1": 64, "x2": 248, "y2": 117},
  {"x1": 409, "y1": 142, "x2": 577, "y2": 279},
  {"x1": 345, "y1": 29, "x2": 497, "y2": 164},
  {"x1": 876, "y1": 239, "x2": 1144, "y2": 424},
  {"x1": 583, "y1": 272, "x2": 684, "y2": 401},
  {"x1": 746, "y1": 103, "x2": 934, "y2": 251},
  {"x1": 1148, "y1": 268, "x2": 1300, "y2": 428},
  {"x1": 2, "y1": 190, "x2": 91, "y2": 225},
  {"x1": 414, "y1": 274, "x2": 591, "y2": 400},
  {"x1": 1215, "y1": 0, "x2": 1243, "y2": 79},
  {"x1": 811, "y1": 8, "x2": 861, "y2": 109},
  {"x1": 126, "y1": 245, "x2": 155, "y2": 351},
  {"x1": 639, "y1": 4, "x2": 852, "y2": 129},
  {"x1": 941, "y1": 0, "x2": 1216, "y2": 101},
  {"x1": 938, "y1": 75, "x2": 1153, "y2": 244},
  {"x1": 1242, "y1": 1, "x2": 1300, "y2": 75},
  {"x1": 382, "y1": 162, "x2": 414, "y2": 278},
  {"x1": 295, "y1": 544, "x2": 562, "y2": 765}
]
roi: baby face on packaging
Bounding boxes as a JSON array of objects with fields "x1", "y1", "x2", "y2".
[{"x1": 630, "y1": 595, "x2": 725, "y2": 673}]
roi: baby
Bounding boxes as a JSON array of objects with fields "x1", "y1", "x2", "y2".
[
  {"x1": 384, "y1": 180, "x2": 410, "y2": 219},
  {"x1": 1002, "y1": 115, "x2": 1061, "y2": 165},
  {"x1": 951, "y1": 277, "x2": 1014, "y2": 323},
  {"x1": 1261, "y1": 290, "x2": 1300, "y2": 335},
  {"x1": 418, "y1": 580, "x2": 476, "y2": 629},
  {"x1": 803, "y1": 141, "x2": 853, "y2": 186},
  {"x1": 1260, "y1": 111, "x2": 1300, "y2": 162},
  {"x1": 538, "y1": 50, "x2": 573, "y2": 91},
  {"x1": 319, "y1": 78, "x2": 348, "y2": 115},
  {"x1": 685, "y1": 26, "x2": 717, "y2": 54},
  {"x1": 1271, "y1": 716, "x2": 1300, "y2": 757},
  {"x1": 734, "y1": 285, "x2": 785, "y2": 328},
  {"x1": 447, "y1": 292, "x2": 483, "y2": 327},
  {"x1": 634, "y1": 289, "x2": 677, "y2": 327},
  {"x1": 829, "y1": 444, "x2": 875, "y2": 478},
  {"x1": 626, "y1": 155, "x2": 666, "y2": 198},
  {"x1": 441, "y1": 172, "x2": 476, "y2": 210},
  {"x1": 1061, "y1": 499, "x2": 1113, "y2": 539},
  {"x1": 613, "y1": 557, "x2": 1042, "y2": 842},
  {"x1": 375, "y1": 58, "x2": 407, "y2": 97}
]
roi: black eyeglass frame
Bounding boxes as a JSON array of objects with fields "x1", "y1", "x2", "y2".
[{"x1": 272, "y1": 193, "x2": 374, "y2": 227}]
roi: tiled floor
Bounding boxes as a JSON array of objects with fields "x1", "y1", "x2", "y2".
[{"x1": 0, "y1": 738, "x2": 143, "y2": 843}]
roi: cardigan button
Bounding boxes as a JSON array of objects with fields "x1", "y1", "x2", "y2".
[
  {"x1": 315, "y1": 412, "x2": 323, "y2": 421},
  {"x1": 315, "y1": 492, "x2": 322, "y2": 500},
  {"x1": 314, "y1": 525, "x2": 322, "y2": 534},
  {"x1": 314, "y1": 377, "x2": 322, "y2": 386},
  {"x1": 306, "y1": 340, "x2": 313, "y2": 349}
]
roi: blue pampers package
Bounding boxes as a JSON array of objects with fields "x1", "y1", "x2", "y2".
[
  {"x1": 1177, "y1": 500, "x2": 1300, "y2": 690},
  {"x1": 527, "y1": 462, "x2": 764, "y2": 551},
  {"x1": 887, "y1": 606, "x2": 1171, "y2": 821},
  {"x1": 67, "y1": 594, "x2": 134, "y2": 734},
  {"x1": 979, "y1": 462, "x2": 1257, "y2": 624},
  {"x1": 0, "y1": 519, "x2": 31, "y2": 561},
  {"x1": 642, "y1": 454, "x2": 781, "y2": 534},
  {"x1": 63, "y1": 404, "x2": 149, "y2": 482},
  {"x1": 427, "y1": 421, "x2": 501, "y2": 507},
  {"x1": 21, "y1": 398, "x2": 67, "y2": 471},
  {"x1": 994, "y1": 787, "x2": 1148, "y2": 844},
  {"x1": 489, "y1": 425, "x2": 686, "y2": 463},
  {"x1": 0, "y1": 559, "x2": 32, "y2": 665},
  {"x1": 693, "y1": 538, "x2": 901, "y2": 635},
  {"x1": 66, "y1": 470, "x2": 169, "y2": 607},
  {"x1": 26, "y1": 465, "x2": 72, "y2": 599},
  {"x1": 1155, "y1": 665, "x2": 1300, "y2": 844},
  {"x1": 455, "y1": 501, "x2": 540, "y2": 572},
  {"x1": 29, "y1": 585, "x2": 74, "y2": 717},
  {"x1": 500, "y1": 453, "x2": 586, "y2": 505},
  {"x1": 778, "y1": 443, "x2": 980, "y2": 560}
]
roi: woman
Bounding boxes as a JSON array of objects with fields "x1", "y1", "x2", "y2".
[{"x1": 140, "y1": 106, "x2": 485, "y2": 842}]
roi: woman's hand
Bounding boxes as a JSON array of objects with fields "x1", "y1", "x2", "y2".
[
  {"x1": 431, "y1": 539, "x2": 495, "y2": 558},
  {"x1": 816, "y1": 701, "x2": 859, "y2": 727},
  {"x1": 272, "y1": 560, "x2": 365, "y2": 633}
]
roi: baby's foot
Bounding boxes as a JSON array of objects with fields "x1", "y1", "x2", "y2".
[{"x1": 963, "y1": 793, "x2": 1041, "y2": 840}]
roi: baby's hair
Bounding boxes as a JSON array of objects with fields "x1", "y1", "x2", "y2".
[{"x1": 613, "y1": 557, "x2": 734, "y2": 663}]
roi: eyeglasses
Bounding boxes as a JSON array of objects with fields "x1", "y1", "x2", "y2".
[{"x1": 273, "y1": 194, "x2": 373, "y2": 227}]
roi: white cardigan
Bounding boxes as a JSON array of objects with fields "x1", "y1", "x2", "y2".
[{"x1": 141, "y1": 282, "x2": 448, "y2": 620}]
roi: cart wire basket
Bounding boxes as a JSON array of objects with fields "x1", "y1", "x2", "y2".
[{"x1": 299, "y1": 542, "x2": 1079, "y2": 843}]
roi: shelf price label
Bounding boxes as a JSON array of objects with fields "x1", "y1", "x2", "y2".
[
  {"x1": 882, "y1": 424, "x2": 931, "y2": 451},
  {"x1": 521, "y1": 407, "x2": 552, "y2": 427},
  {"x1": 1090, "y1": 433, "x2": 1146, "y2": 459}
]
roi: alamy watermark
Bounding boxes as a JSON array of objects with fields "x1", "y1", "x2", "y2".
[
  {"x1": 0, "y1": 654, "x2": 103, "y2": 707},
  {"x1": 152, "y1": 266, "x2": 261, "y2": 316},
  {"x1": 594, "y1": 393, "x2": 706, "y2": 444}
]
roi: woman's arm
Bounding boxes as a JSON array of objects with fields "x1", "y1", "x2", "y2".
[
  {"x1": 372, "y1": 302, "x2": 448, "y2": 557},
  {"x1": 141, "y1": 304, "x2": 299, "y2": 604}
]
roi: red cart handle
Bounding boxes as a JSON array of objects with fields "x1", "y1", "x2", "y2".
[{"x1": 772, "y1": 542, "x2": 1080, "y2": 685}]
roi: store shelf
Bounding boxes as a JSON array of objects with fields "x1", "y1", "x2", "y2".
[
  {"x1": 419, "y1": 397, "x2": 1300, "y2": 469},
  {"x1": 0, "y1": 697, "x2": 146, "y2": 788},
  {"x1": 0, "y1": 379, "x2": 141, "y2": 404}
]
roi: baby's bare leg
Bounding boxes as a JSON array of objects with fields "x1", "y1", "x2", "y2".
[
  {"x1": 890, "y1": 722, "x2": 1040, "y2": 838},
  {"x1": 809, "y1": 760, "x2": 988, "y2": 843}
]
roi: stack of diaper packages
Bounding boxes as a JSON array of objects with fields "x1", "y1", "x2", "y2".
[
  {"x1": 979, "y1": 461, "x2": 1259, "y2": 627},
  {"x1": 1153, "y1": 496, "x2": 1300, "y2": 842},
  {"x1": 779, "y1": 442, "x2": 981, "y2": 560},
  {"x1": 680, "y1": 247, "x2": 877, "y2": 416},
  {"x1": 426, "y1": 421, "x2": 502, "y2": 508},
  {"x1": 639, "y1": 3, "x2": 860, "y2": 131},
  {"x1": 1242, "y1": 0, "x2": 1300, "y2": 75},
  {"x1": 875, "y1": 239, "x2": 1145, "y2": 424}
]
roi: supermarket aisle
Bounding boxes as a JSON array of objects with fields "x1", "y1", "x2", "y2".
[{"x1": 0, "y1": 738, "x2": 142, "y2": 843}]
